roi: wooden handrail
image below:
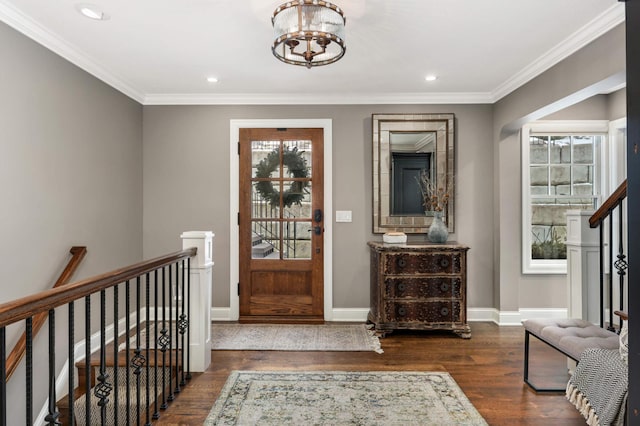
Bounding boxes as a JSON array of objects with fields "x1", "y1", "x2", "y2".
[
  {"x1": 5, "y1": 246, "x2": 87, "y2": 381},
  {"x1": 615, "y1": 310, "x2": 629, "y2": 321},
  {"x1": 589, "y1": 179, "x2": 627, "y2": 228},
  {"x1": 0, "y1": 247, "x2": 196, "y2": 328}
]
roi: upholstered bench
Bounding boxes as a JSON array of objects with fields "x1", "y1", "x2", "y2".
[{"x1": 522, "y1": 318, "x2": 619, "y2": 392}]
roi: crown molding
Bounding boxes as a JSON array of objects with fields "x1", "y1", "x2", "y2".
[
  {"x1": 143, "y1": 92, "x2": 494, "y2": 105},
  {"x1": 491, "y1": 3, "x2": 626, "y2": 102},
  {"x1": 0, "y1": 1, "x2": 145, "y2": 103},
  {"x1": 0, "y1": 1, "x2": 625, "y2": 106}
]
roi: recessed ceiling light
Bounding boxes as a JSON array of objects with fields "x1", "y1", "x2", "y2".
[
  {"x1": 75, "y1": 4, "x2": 109, "y2": 21},
  {"x1": 425, "y1": 75, "x2": 437, "y2": 82},
  {"x1": 207, "y1": 77, "x2": 219, "y2": 83}
]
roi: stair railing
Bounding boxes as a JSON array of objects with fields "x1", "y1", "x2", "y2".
[
  {"x1": 5, "y1": 246, "x2": 86, "y2": 382},
  {"x1": 589, "y1": 179, "x2": 628, "y2": 330},
  {"x1": 0, "y1": 247, "x2": 196, "y2": 426}
]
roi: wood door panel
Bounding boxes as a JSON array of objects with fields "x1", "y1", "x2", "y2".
[
  {"x1": 250, "y1": 271, "x2": 312, "y2": 296},
  {"x1": 248, "y1": 295, "x2": 314, "y2": 315}
]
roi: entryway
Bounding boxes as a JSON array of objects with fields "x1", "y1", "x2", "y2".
[
  {"x1": 239, "y1": 128, "x2": 324, "y2": 322},
  {"x1": 228, "y1": 119, "x2": 333, "y2": 322}
]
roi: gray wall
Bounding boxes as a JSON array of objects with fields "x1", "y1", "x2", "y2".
[
  {"x1": 0, "y1": 21, "x2": 143, "y2": 421},
  {"x1": 492, "y1": 24, "x2": 626, "y2": 312},
  {"x1": 142, "y1": 104, "x2": 495, "y2": 310}
]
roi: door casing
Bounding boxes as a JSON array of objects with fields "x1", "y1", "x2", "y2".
[{"x1": 229, "y1": 119, "x2": 333, "y2": 321}]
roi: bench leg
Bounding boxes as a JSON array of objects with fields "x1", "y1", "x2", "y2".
[{"x1": 523, "y1": 330, "x2": 567, "y2": 393}]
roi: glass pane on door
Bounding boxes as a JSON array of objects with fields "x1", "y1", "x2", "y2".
[
  {"x1": 252, "y1": 140, "x2": 282, "y2": 179},
  {"x1": 252, "y1": 181, "x2": 281, "y2": 219},
  {"x1": 283, "y1": 140, "x2": 313, "y2": 177},
  {"x1": 282, "y1": 220, "x2": 312, "y2": 259},
  {"x1": 251, "y1": 221, "x2": 280, "y2": 259},
  {"x1": 283, "y1": 180, "x2": 312, "y2": 219}
]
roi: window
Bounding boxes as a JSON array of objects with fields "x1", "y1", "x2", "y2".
[{"x1": 522, "y1": 121, "x2": 608, "y2": 274}]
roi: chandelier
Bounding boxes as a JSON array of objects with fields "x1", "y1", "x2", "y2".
[{"x1": 271, "y1": 0, "x2": 346, "y2": 69}]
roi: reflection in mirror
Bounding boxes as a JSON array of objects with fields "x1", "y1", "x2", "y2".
[
  {"x1": 372, "y1": 113, "x2": 455, "y2": 234},
  {"x1": 390, "y1": 132, "x2": 435, "y2": 215}
]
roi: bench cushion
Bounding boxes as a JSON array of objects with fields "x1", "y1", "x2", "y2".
[{"x1": 523, "y1": 318, "x2": 619, "y2": 360}]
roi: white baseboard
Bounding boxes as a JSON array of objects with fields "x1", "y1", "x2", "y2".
[
  {"x1": 497, "y1": 308, "x2": 568, "y2": 326},
  {"x1": 330, "y1": 308, "x2": 370, "y2": 322},
  {"x1": 210, "y1": 307, "x2": 370, "y2": 322},
  {"x1": 212, "y1": 307, "x2": 231, "y2": 321},
  {"x1": 210, "y1": 306, "x2": 568, "y2": 326},
  {"x1": 467, "y1": 308, "x2": 498, "y2": 323},
  {"x1": 519, "y1": 308, "x2": 568, "y2": 321}
]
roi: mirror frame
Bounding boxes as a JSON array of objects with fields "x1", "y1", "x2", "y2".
[{"x1": 372, "y1": 113, "x2": 455, "y2": 234}]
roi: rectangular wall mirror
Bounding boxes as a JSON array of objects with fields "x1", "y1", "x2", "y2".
[{"x1": 372, "y1": 113, "x2": 455, "y2": 234}]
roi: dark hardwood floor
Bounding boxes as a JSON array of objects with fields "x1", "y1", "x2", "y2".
[{"x1": 154, "y1": 322, "x2": 585, "y2": 425}]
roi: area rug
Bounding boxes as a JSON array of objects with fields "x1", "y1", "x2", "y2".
[
  {"x1": 204, "y1": 370, "x2": 488, "y2": 425},
  {"x1": 211, "y1": 323, "x2": 383, "y2": 353}
]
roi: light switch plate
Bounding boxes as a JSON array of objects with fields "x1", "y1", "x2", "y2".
[{"x1": 336, "y1": 210, "x2": 352, "y2": 222}]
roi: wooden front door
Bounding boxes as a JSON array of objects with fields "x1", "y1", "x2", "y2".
[{"x1": 239, "y1": 128, "x2": 324, "y2": 322}]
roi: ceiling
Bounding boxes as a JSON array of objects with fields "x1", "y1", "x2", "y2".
[{"x1": 0, "y1": 0, "x2": 625, "y2": 105}]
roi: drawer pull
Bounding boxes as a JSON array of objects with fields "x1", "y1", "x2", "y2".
[
  {"x1": 397, "y1": 283, "x2": 406, "y2": 292},
  {"x1": 397, "y1": 257, "x2": 407, "y2": 268},
  {"x1": 440, "y1": 307, "x2": 449, "y2": 316},
  {"x1": 397, "y1": 307, "x2": 407, "y2": 317},
  {"x1": 440, "y1": 282, "x2": 449, "y2": 292},
  {"x1": 439, "y1": 258, "x2": 450, "y2": 268}
]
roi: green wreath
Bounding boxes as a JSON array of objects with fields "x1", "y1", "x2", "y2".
[{"x1": 255, "y1": 147, "x2": 309, "y2": 208}]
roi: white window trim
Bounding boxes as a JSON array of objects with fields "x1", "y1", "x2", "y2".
[{"x1": 521, "y1": 120, "x2": 609, "y2": 274}]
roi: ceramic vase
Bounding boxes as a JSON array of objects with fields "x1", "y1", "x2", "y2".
[{"x1": 427, "y1": 211, "x2": 449, "y2": 243}]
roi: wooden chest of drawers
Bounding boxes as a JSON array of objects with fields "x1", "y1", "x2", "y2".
[{"x1": 367, "y1": 242, "x2": 471, "y2": 338}]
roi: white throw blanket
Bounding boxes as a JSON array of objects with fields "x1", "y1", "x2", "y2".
[{"x1": 566, "y1": 348, "x2": 628, "y2": 426}]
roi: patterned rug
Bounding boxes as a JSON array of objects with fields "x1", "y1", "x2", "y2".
[
  {"x1": 205, "y1": 371, "x2": 488, "y2": 425},
  {"x1": 211, "y1": 323, "x2": 383, "y2": 353}
]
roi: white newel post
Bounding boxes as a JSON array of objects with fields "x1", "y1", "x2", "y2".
[
  {"x1": 181, "y1": 231, "x2": 214, "y2": 372},
  {"x1": 566, "y1": 210, "x2": 600, "y2": 322}
]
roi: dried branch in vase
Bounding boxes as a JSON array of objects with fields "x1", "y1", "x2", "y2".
[{"x1": 417, "y1": 170, "x2": 452, "y2": 212}]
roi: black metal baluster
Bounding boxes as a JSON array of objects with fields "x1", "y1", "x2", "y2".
[
  {"x1": 113, "y1": 285, "x2": 119, "y2": 426},
  {"x1": 84, "y1": 297, "x2": 91, "y2": 426},
  {"x1": 167, "y1": 264, "x2": 174, "y2": 402},
  {"x1": 179, "y1": 259, "x2": 187, "y2": 387},
  {"x1": 616, "y1": 203, "x2": 628, "y2": 331},
  {"x1": 45, "y1": 310, "x2": 60, "y2": 425},
  {"x1": 174, "y1": 262, "x2": 181, "y2": 394},
  {"x1": 160, "y1": 267, "x2": 169, "y2": 409},
  {"x1": 95, "y1": 289, "x2": 112, "y2": 425},
  {"x1": 125, "y1": 280, "x2": 131, "y2": 426},
  {"x1": 133, "y1": 276, "x2": 145, "y2": 426},
  {"x1": 67, "y1": 303, "x2": 75, "y2": 426},
  {"x1": 0, "y1": 327, "x2": 6, "y2": 426},
  {"x1": 26, "y1": 317, "x2": 33, "y2": 426},
  {"x1": 153, "y1": 269, "x2": 160, "y2": 420},
  {"x1": 608, "y1": 214, "x2": 615, "y2": 331},
  {"x1": 145, "y1": 273, "x2": 151, "y2": 426},
  {"x1": 186, "y1": 258, "x2": 191, "y2": 380}
]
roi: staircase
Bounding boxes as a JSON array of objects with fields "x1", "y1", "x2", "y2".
[
  {"x1": 0, "y1": 242, "x2": 208, "y2": 426},
  {"x1": 58, "y1": 326, "x2": 183, "y2": 425}
]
